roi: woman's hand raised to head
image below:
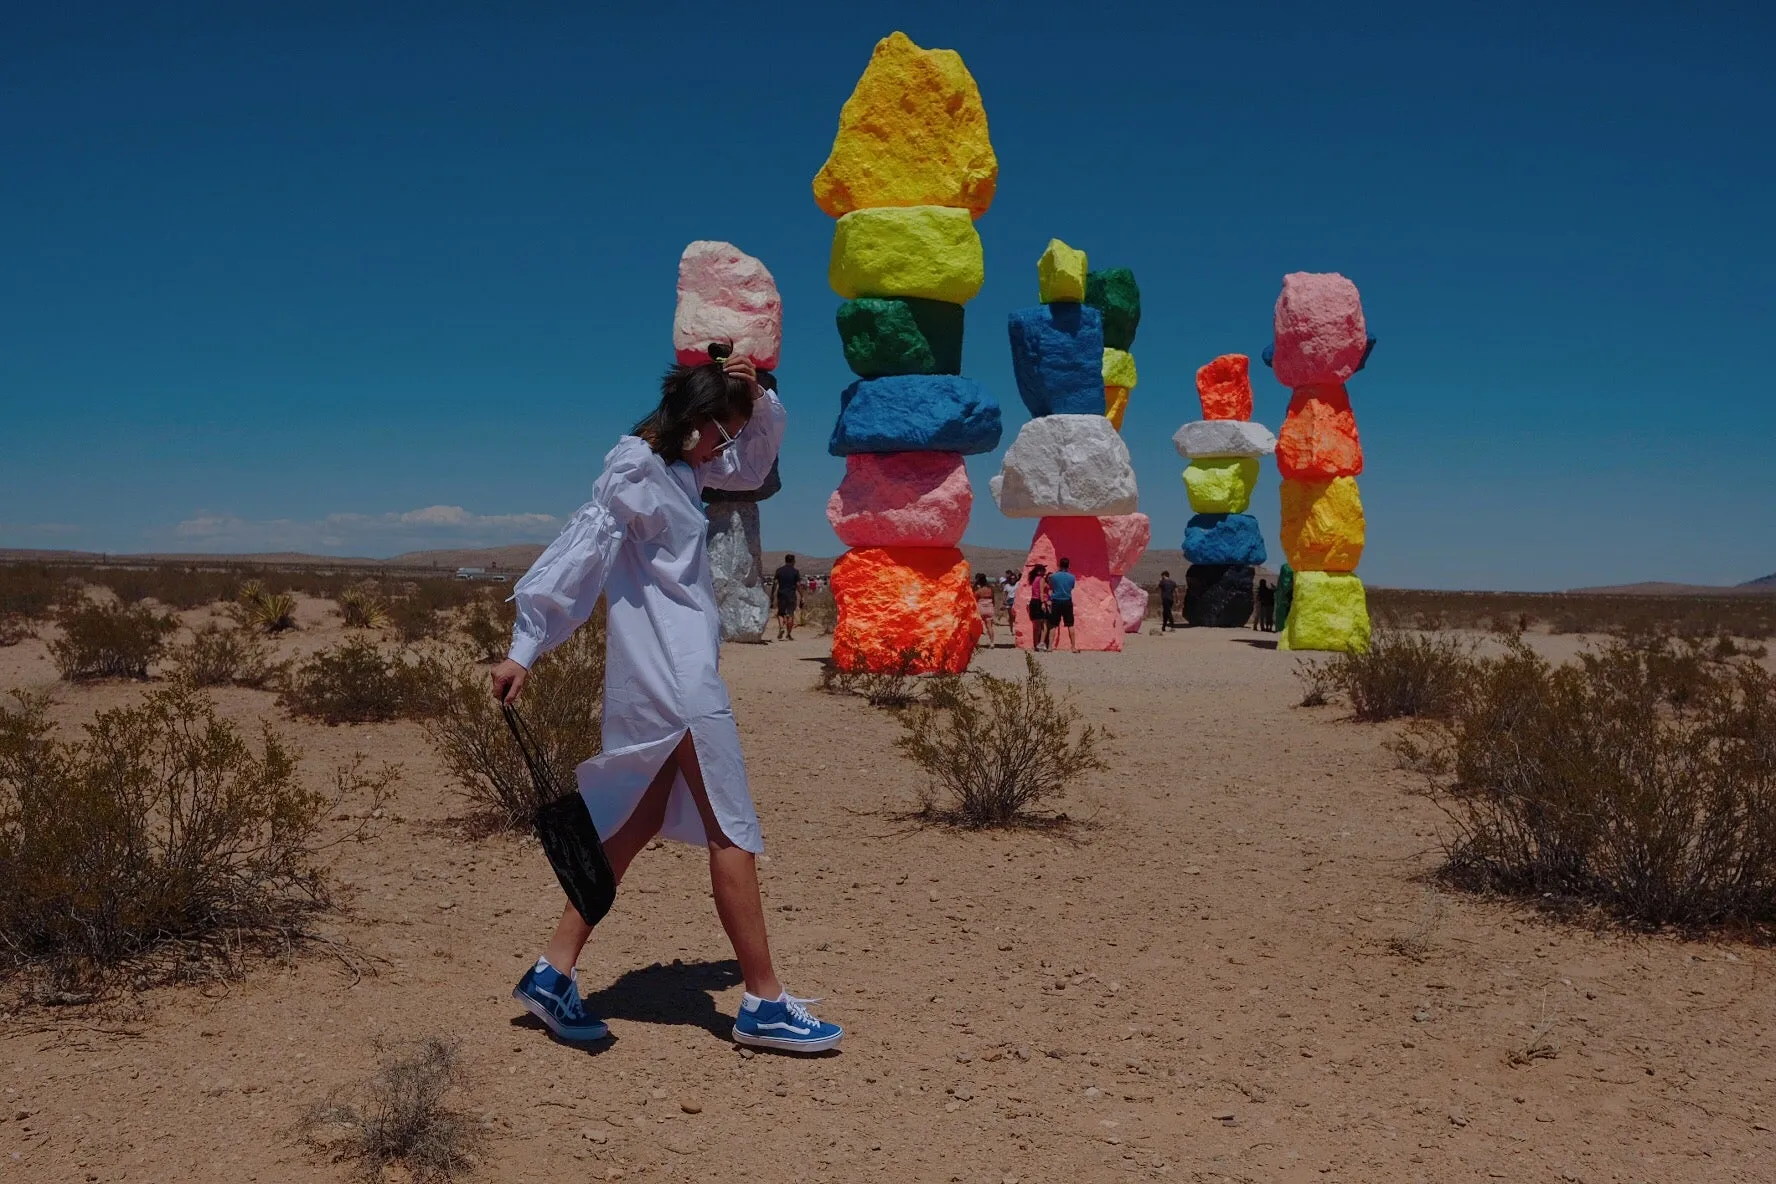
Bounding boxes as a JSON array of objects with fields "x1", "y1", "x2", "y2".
[
  {"x1": 491, "y1": 658, "x2": 528, "y2": 705},
  {"x1": 721, "y1": 354, "x2": 761, "y2": 400}
]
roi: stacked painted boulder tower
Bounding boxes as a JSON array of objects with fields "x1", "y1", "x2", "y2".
[
  {"x1": 991, "y1": 239, "x2": 1148, "y2": 651},
  {"x1": 1270, "y1": 272, "x2": 1371, "y2": 652},
  {"x1": 815, "y1": 32, "x2": 1002, "y2": 674},
  {"x1": 675, "y1": 241, "x2": 783, "y2": 643},
  {"x1": 1174, "y1": 355, "x2": 1276, "y2": 626}
]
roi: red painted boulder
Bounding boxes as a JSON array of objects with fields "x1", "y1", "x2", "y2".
[
  {"x1": 1012, "y1": 517, "x2": 1123, "y2": 653},
  {"x1": 826, "y1": 451, "x2": 971, "y2": 548},
  {"x1": 1272, "y1": 272, "x2": 1366, "y2": 389},
  {"x1": 1277, "y1": 384, "x2": 1363, "y2": 480},
  {"x1": 1195, "y1": 354, "x2": 1253, "y2": 421},
  {"x1": 830, "y1": 546, "x2": 980, "y2": 673}
]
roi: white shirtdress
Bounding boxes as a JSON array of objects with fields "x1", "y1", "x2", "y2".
[{"x1": 507, "y1": 390, "x2": 786, "y2": 854}]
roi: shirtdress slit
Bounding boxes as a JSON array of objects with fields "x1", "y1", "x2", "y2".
[{"x1": 507, "y1": 390, "x2": 786, "y2": 856}]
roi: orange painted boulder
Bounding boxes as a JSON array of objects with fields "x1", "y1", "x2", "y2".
[
  {"x1": 1276, "y1": 384, "x2": 1363, "y2": 480},
  {"x1": 830, "y1": 546, "x2": 980, "y2": 673},
  {"x1": 1195, "y1": 354, "x2": 1253, "y2": 421},
  {"x1": 1279, "y1": 476, "x2": 1366, "y2": 572},
  {"x1": 1011, "y1": 517, "x2": 1123, "y2": 653},
  {"x1": 1105, "y1": 384, "x2": 1130, "y2": 430}
]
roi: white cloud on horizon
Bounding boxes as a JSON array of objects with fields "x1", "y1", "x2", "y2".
[{"x1": 167, "y1": 505, "x2": 560, "y2": 556}]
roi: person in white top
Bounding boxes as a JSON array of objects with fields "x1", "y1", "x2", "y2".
[{"x1": 490, "y1": 352, "x2": 842, "y2": 1052}]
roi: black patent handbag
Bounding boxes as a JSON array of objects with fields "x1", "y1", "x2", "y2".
[{"x1": 501, "y1": 704, "x2": 616, "y2": 928}]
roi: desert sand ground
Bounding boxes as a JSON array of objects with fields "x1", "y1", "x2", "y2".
[{"x1": 4, "y1": 598, "x2": 1774, "y2": 1184}]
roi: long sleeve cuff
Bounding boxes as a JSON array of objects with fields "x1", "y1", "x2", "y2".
[{"x1": 508, "y1": 633, "x2": 543, "y2": 670}]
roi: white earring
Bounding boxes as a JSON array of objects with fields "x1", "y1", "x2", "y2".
[{"x1": 682, "y1": 428, "x2": 701, "y2": 451}]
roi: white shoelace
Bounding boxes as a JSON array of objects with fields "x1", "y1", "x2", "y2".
[{"x1": 783, "y1": 993, "x2": 822, "y2": 1027}]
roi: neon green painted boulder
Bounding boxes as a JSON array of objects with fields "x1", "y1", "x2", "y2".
[
  {"x1": 1277, "y1": 570, "x2": 1369, "y2": 653},
  {"x1": 1183, "y1": 457, "x2": 1259, "y2": 514}
]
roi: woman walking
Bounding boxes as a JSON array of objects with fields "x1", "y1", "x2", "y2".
[
  {"x1": 973, "y1": 572, "x2": 998, "y2": 648},
  {"x1": 1026, "y1": 563, "x2": 1051, "y2": 652},
  {"x1": 489, "y1": 353, "x2": 842, "y2": 1053}
]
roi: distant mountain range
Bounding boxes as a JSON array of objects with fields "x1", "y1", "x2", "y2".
[{"x1": 1746, "y1": 572, "x2": 1776, "y2": 588}]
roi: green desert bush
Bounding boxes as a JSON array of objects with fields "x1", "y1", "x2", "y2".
[
  {"x1": 897, "y1": 652, "x2": 1107, "y2": 827},
  {"x1": 1324, "y1": 628, "x2": 1475, "y2": 721},
  {"x1": 298, "y1": 1037, "x2": 481, "y2": 1182},
  {"x1": 0, "y1": 564, "x2": 72, "y2": 621},
  {"x1": 457, "y1": 595, "x2": 513, "y2": 664},
  {"x1": 1402, "y1": 637, "x2": 1776, "y2": 931},
  {"x1": 88, "y1": 567, "x2": 239, "y2": 610},
  {"x1": 234, "y1": 580, "x2": 299, "y2": 633},
  {"x1": 337, "y1": 583, "x2": 390, "y2": 629},
  {"x1": 388, "y1": 596, "x2": 444, "y2": 643},
  {"x1": 282, "y1": 638, "x2": 427, "y2": 725},
  {"x1": 167, "y1": 622, "x2": 285, "y2": 689},
  {"x1": 0, "y1": 687, "x2": 395, "y2": 991},
  {"x1": 419, "y1": 615, "x2": 606, "y2": 831},
  {"x1": 48, "y1": 600, "x2": 178, "y2": 680}
]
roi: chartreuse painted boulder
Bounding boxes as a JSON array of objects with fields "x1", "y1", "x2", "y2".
[
  {"x1": 1037, "y1": 238, "x2": 1087, "y2": 302},
  {"x1": 829, "y1": 375, "x2": 1002, "y2": 456},
  {"x1": 1085, "y1": 267, "x2": 1141, "y2": 350},
  {"x1": 829, "y1": 206, "x2": 984, "y2": 304},
  {"x1": 836, "y1": 297, "x2": 964, "y2": 377},
  {"x1": 1101, "y1": 348, "x2": 1137, "y2": 390},
  {"x1": 1183, "y1": 457, "x2": 1260, "y2": 514},
  {"x1": 1278, "y1": 570, "x2": 1370, "y2": 653}
]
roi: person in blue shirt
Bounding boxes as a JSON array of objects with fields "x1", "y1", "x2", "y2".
[{"x1": 1046, "y1": 557, "x2": 1079, "y2": 653}]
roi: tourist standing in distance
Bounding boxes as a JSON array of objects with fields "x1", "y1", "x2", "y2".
[
  {"x1": 1046, "y1": 556, "x2": 1079, "y2": 653},
  {"x1": 1027, "y1": 564, "x2": 1051, "y2": 651},
  {"x1": 1256, "y1": 578, "x2": 1276, "y2": 632},
  {"x1": 1158, "y1": 570, "x2": 1178, "y2": 632},
  {"x1": 491, "y1": 354, "x2": 841, "y2": 1053},
  {"x1": 973, "y1": 572, "x2": 998, "y2": 648},
  {"x1": 773, "y1": 554, "x2": 801, "y2": 641},
  {"x1": 1000, "y1": 569, "x2": 1020, "y2": 628}
]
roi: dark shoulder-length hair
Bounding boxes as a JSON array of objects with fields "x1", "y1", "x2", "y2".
[{"x1": 633, "y1": 362, "x2": 756, "y2": 464}]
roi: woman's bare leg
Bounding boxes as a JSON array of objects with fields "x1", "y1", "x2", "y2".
[
  {"x1": 540, "y1": 754, "x2": 677, "y2": 973},
  {"x1": 670, "y1": 731, "x2": 784, "y2": 1000}
]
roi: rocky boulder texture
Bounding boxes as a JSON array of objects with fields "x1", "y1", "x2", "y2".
[{"x1": 704, "y1": 501, "x2": 771, "y2": 643}]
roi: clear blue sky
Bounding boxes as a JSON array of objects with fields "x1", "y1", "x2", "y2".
[{"x1": 3, "y1": 1, "x2": 1773, "y2": 589}]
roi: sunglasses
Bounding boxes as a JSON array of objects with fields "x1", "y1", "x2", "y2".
[{"x1": 711, "y1": 419, "x2": 739, "y2": 454}]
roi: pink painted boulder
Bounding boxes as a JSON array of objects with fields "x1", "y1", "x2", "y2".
[
  {"x1": 1271, "y1": 272, "x2": 1366, "y2": 389},
  {"x1": 826, "y1": 451, "x2": 971, "y2": 548},
  {"x1": 1100, "y1": 512, "x2": 1151, "y2": 577},
  {"x1": 673, "y1": 241, "x2": 783, "y2": 369},
  {"x1": 1114, "y1": 576, "x2": 1148, "y2": 633},
  {"x1": 1012, "y1": 516, "x2": 1123, "y2": 653}
]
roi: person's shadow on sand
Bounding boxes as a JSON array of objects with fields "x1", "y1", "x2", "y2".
[{"x1": 509, "y1": 958, "x2": 743, "y2": 1052}]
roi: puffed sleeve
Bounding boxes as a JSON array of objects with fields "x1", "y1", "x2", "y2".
[
  {"x1": 508, "y1": 439, "x2": 665, "y2": 669},
  {"x1": 697, "y1": 388, "x2": 786, "y2": 493}
]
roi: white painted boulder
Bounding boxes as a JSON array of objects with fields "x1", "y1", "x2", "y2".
[
  {"x1": 1173, "y1": 420, "x2": 1277, "y2": 460},
  {"x1": 705, "y1": 501, "x2": 771, "y2": 641},
  {"x1": 989, "y1": 415, "x2": 1139, "y2": 518}
]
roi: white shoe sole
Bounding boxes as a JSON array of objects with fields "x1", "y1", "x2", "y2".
[
  {"x1": 513, "y1": 988, "x2": 610, "y2": 1042},
  {"x1": 731, "y1": 1025, "x2": 843, "y2": 1053}
]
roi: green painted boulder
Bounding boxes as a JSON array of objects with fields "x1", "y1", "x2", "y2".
[
  {"x1": 836, "y1": 297, "x2": 965, "y2": 377},
  {"x1": 1275, "y1": 563, "x2": 1295, "y2": 632},
  {"x1": 1085, "y1": 267, "x2": 1141, "y2": 350}
]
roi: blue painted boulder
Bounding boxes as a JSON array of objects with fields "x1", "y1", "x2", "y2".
[
  {"x1": 1007, "y1": 303, "x2": 1105, "y2": 417},
  {"x1": 1183, "y1": 513, "x2": 1268, "y2": 566},
  {"x1": 829, "y1": 375, "x2": 1003, "y2": 456}
]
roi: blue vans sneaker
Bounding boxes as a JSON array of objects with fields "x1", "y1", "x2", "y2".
[
  {"x1": 732, "y1": 992, "x2": 843, "y2": 1053},
  {"x1": 513, "y1": 959, "x2": 609, "y2": 1042}
]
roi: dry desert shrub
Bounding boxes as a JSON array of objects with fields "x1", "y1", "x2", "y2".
[
  {"x1": 816, "y1": 648, "x2": 947, "y2": 709},
  {"x1": 48, "y1": 599, "x2": 178, "y2": 680},
  {"x1": 1328, "y1": 628, "x2": 1475, "y2": 721},
  {"x1": 233, "y1": 580, "x2": 299, "y2": 633},
  {"x1": 1405, "y1": 636, "x2": 1776, "y2": 931},
  {"x1": 1294, "y1": 659, "x2": 1337, "y2": 707},
  {"x1": 0, "y1": 614, "x2": 32, "y2": 648},
  {"x1": 0, "y1": 564, "x2": 73, "y2": 622},
  {"x1": 1370, "y1": 587, "x2": 1776, "y2": 640},
  {"x1": 167, "y1": 622, "x2": 286, "y2": 689},
  {"x1": 336, "y1": 583, "x2": 390, "y2": 629},
  {"x1": 0, "y1": 686, "x2": 395, "y2": 993},
  {"x1": 898, "y1": 652, "x2": 1106, "y2": 828},
  {"x1": 418, "y1": 613, "x2": 605, "y2": 831},
  {"x1": 282, "y1": 638, "x2": 428, "y2": 725},
  {"x1": 800, "y1": 586, "x2": 838, "y2": 635},
  {"x1": 388, "y1": 596, "x2": 444, "y2": 643},
  {"x1": 298, "y1": 1037, "x2": 482, "y2": 1182},
  {"x1": 89, "y1": 566, "x2": 239, "y2": 610},
  {"x1": 456, "y1": 594, "x2": 512, "y2": 663}
]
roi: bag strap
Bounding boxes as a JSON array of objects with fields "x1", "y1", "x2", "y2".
[{"x1": 501, "y1": 703, "x2": 561, "y2": 801}]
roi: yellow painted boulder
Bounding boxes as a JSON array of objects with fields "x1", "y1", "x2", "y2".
[
  {"x1": 812, "y1": 31, "x2": 998, "y2": 219},
  {"x1": 1038, "y1": 238, "x2": 1087, "y2": 302},
  {"x1": 1105, "y1": 384, "x2": 1130, "y2": 430},
  {"x1": 1278, "y1": 571, "x2": 1370, "y2": 653},
  {"x1": 829, "y1": 207, "x2": 985, "y2": 304},
  {"x1": 1279, "y1": 476, "x2": 1365, "y2": 571},
  {"x1": 1102, "y1": 348, "x2": 1137, "y2": 390},
  {"x1": 1183, "y1": 457, "x2": 1258, "y2": 514}
]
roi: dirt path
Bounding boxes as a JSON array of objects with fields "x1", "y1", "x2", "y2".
[{"x1": 4, "y1": 616, "x2": 1774, "y2": 1183}]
